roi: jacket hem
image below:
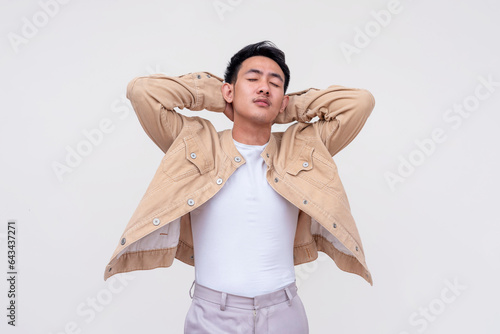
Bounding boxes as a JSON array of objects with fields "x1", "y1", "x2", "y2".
[
  {"x1": 314, "y1": 234, "x2": 373, "y2": 286},
  {"x1": 104, "y1": 247, "x2": 177, "y2": 281}
]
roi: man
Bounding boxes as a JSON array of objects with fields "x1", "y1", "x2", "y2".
[{"x1": 104, "y1": 41, "x2": 375, "y2": 333}]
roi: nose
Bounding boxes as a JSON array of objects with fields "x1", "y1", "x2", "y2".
[
  {"x1": 257, "y1": 80, "x2": 270, "y2": 95},
  {"x1": 258, "y1": 88, "x2": 270, "y2": 95}
]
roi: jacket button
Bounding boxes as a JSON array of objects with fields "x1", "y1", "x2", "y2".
[
  {"x1": 274, "y1": 177, "x2": 278, "y2": 183},
  {"x1": 303, "y1": 200, "x2": 308, "y2": 204},
  {"x1": 216, "y1": 178, "x2": 223, "y2": 185},
  {"x1": 355, "y1": 246, "x2": 359, "y2": 251},
  {"x1": 190, "y1": 255, "x2": 194, "y2": 259},
  {"x1": 190, "y1": 152, "x2": 197, "y2": 159},
  {"x1": 333, "y1": 223, "x2": 337, "y2": 228},
  {"x1": 266, "y1": 153, "x2": 270, "y2": 158},
  {"x1": 302, "y1": 162, "x2": 309, "y2": 168},
  {"x1": 121, "y1": 238, "x2": 126, "y2": 245},
  {"x1": 153, "y1": 218, "x2": 160, "y2": 226},
  {"x1": 207, "y1": 74, "x2": 211, "y2": 78},
  {"x1": 187, "y1": 199, "x2": 195, "y2": 206},
  {"x1": 197, "y1": 74, "x2": 201, "y2": 79},
  {"x1": 234, "y1": 156, "x2": 241, "y2": 162}
]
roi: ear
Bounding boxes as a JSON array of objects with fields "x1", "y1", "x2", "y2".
[
  {"x1": 278, "y1": 95, "x2": 289, "y2": 114},
  {"x1": 221, "y1": 82, "x2": 234, "y2": 103}
]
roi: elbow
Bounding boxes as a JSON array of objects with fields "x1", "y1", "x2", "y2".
[
  {"x1": 353, "y1": 89, "x2": 375, "y2": 121},
  {"x1": 361, "y1": 88, "x2": 375, "y2": 112},
  {"x1": 126, "y1": 77, "x2": 147, "y2": 103}
]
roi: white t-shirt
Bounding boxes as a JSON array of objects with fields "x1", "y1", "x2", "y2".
[{"x1": 190, "y1": 138, "x2": 299, "y2": 297}]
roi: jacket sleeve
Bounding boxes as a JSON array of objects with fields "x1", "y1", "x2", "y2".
[
  {"x1": 274, "y1": 85, "x2": 375, "y2": 156},
  {"x1": 126, "y1": 72, "x2": 226, "y2": 153}
]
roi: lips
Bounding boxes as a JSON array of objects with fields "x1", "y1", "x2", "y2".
[{"x1": 253, "y1": 97, "x2": 271, "y2": 107}]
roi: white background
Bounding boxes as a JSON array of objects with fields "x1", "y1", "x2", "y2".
[{"x1": 1, "y1": 0, "x2": 499, "y2": 333}]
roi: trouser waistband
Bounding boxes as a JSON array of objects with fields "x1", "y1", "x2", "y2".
[{"x1": 189, "y1": 280, "x2": 298, "y2": 311}]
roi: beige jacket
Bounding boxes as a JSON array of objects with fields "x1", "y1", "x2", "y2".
[{"x1": 104, "y1": 72, "x2": 375, "y2": 285}]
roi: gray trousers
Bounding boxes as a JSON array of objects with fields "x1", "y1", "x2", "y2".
[{"x1": 184, "y1": 280, "x2": 309, "y2": 334}]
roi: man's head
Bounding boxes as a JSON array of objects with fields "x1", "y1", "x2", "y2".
[
  {"x1": 222, "y1": 41, "x2": 290, "y2": 131},
  {"x1": 224, "y1": 41, "x2": 290, "y2": 93}
]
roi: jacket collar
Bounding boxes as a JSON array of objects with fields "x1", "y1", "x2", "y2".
[{"x1": 220, "y1": 129, "x2": 277, "y2": 168}]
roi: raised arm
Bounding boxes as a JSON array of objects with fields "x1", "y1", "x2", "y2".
[
  {"x1": 126, "y1": 72, "x2": 226, "y2": 153},
  {"x1": 274, "y1": 85, "x2": 375, "y2": 156}
]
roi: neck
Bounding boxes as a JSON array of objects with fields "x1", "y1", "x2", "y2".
[{"x1": 231, "y1": 119, "x2": 272, "y2": 145}]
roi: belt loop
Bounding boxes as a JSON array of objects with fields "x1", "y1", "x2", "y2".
[
  {"x1": 189, "y1": 280, "x2": 196, "y2": 299},
  {"x1": 220, "y1": 292, "x2": 227, "y2": 311},
  {"x1": 285, "y1": 286, "x2": 293, "y2": 306}
]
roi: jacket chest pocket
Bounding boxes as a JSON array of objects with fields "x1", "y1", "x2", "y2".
[
  {"x1": 162, "y1": 135, "x2": 214, "y2": 181},
  {"x1": 285, "y1": 145, "x2": 336, "y2": 189}
]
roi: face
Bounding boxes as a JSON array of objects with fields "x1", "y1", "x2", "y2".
[{"x1": 223, "y1": 56, "x2": 289, "y2": 127}]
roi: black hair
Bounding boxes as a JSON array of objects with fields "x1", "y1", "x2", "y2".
[{"x1": 224, "y1": 41, "x2": 290, "y2": 93}]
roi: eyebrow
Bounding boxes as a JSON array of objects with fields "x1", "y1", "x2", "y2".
[{"x1": 244, "y1": 69, "x2": 284, "y2": 83}]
